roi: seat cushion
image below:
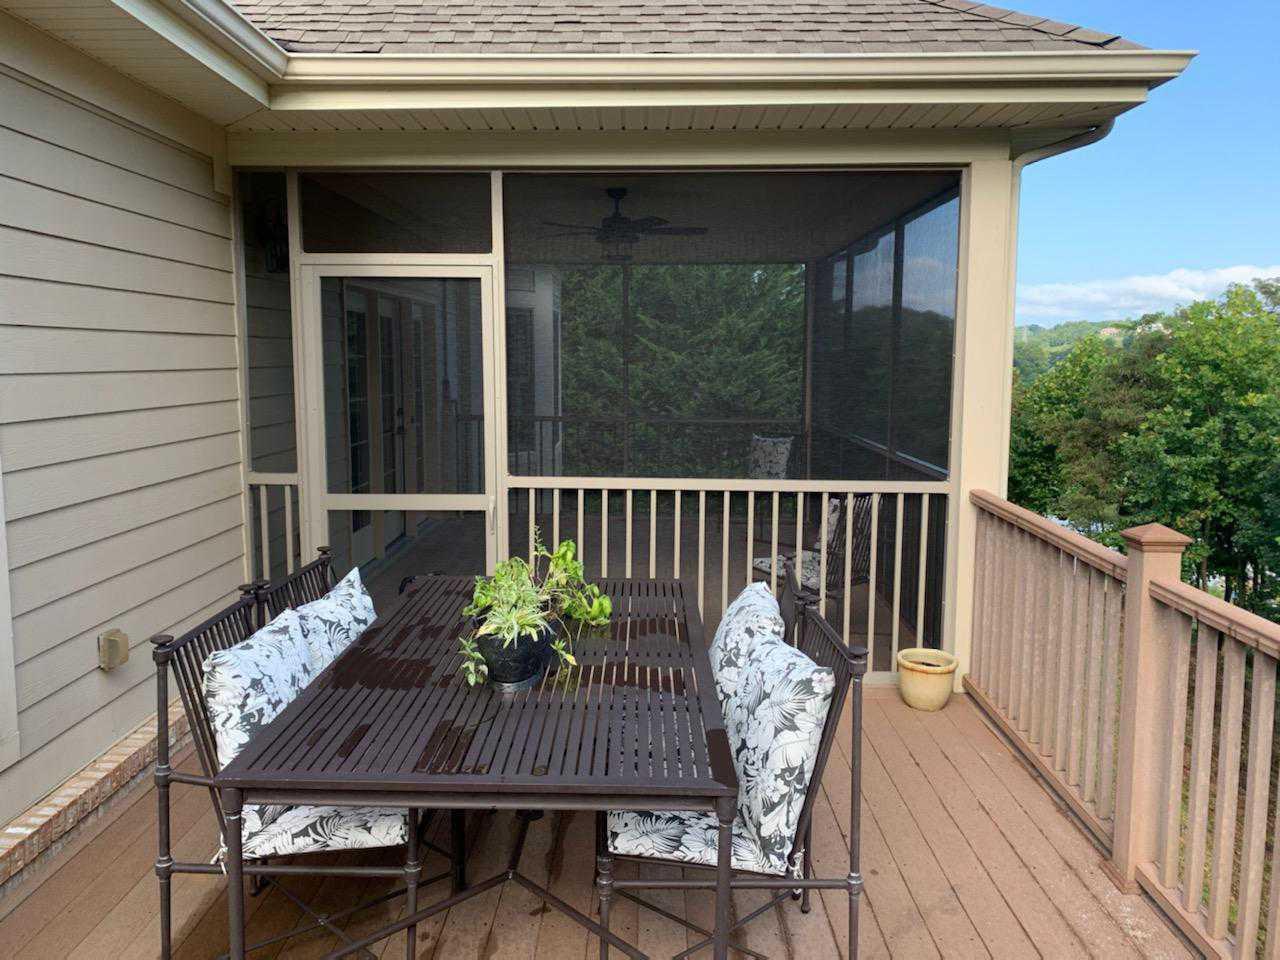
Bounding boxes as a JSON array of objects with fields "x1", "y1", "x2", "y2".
[
  {"x1": 295, "y1": 567, "x2": 377, "y2": 670},
  {"x1": 751, "y1": 550, "x2": 823, "y2": 592},
  {"x1": 607, "y1": 809, "x2": 781, "y2": 875},
  {"x1": 727, "y1": 635, "x2": 835, "y2": 876},
  {"x1": 241, "y1": 804, "x2": 408, "y2": 859},
  {"x1": 748, "y1": 434, "x2": 792, "y2": 480},
  {"x1": 707, "y1": 582, "x2": 785, "y2": 706}
]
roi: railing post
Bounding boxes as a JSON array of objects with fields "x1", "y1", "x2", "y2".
[{"x1": 1107, "y1": 523, "x2": 1191, "y2": 891}]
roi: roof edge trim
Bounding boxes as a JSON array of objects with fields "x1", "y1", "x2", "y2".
[{"x1": 279, "y1": 50, "x2": 1195, "y2": 88}]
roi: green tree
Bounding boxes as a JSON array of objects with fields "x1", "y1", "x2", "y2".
[{"x1": 1010, "y1": 279, "x2": 1280, "y2": 616}]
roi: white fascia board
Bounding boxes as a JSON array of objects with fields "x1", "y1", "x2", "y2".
[
  {"x1": 279, "y1": 50, "x2": 1195, "y2": 88},
  {"x1": 108, "y1": 0, "x2": 285, "y2": 106}
]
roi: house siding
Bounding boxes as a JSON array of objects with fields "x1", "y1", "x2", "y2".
[{"x1": 0, "y1": 30, "x2": 245, "y2": 822}]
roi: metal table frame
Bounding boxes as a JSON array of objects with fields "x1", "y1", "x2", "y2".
[{"x1": 216, "y1": 576, "x2": 739, "y2": 960}]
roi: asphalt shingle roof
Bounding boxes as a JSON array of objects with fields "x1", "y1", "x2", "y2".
[{"x1": 230, "y1": 0, "x2": 1144, "y2": 55}]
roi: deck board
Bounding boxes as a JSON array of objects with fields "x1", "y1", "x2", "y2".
[{"x1": 0, "y1": 695, "x2": 1192, "y2": 960}]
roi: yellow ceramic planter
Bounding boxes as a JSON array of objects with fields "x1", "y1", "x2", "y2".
[{"x1": 896, "y1": 647, "x2": 958, "y2": 712}]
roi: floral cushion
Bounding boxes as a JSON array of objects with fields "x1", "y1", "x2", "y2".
[
  {"x1": 707, "y1": 582, "x2": 785, "y2": 706},
  {"x1": 607, "y1": 809, "x2": 777, "y2": 875},
  {"x1": 752, "y1": 549, "x2": 823, "y2": 591},
  {"x1": 295, "y1": 567, "x2": 377, "y2": 670},
  {"x1": 613, "y1": 585, "x2": 835, "y2": 877},
  {"x1": 241, "y1": 804, "x2": 407, "y2": 859},
  {"x1": 203, "y1": 610, "x2": 317, "y2": 835},
  {"x1": 748, "y1": 434, "x2": 792, "y2": 480}
]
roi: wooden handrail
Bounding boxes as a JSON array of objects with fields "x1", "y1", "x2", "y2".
[
  {"x1": 970, "y1": 489, "x2": 1128, "y2": 582},
  {"x1": 1149, "y1": 577, "x2": 1280, "y2": 660}
]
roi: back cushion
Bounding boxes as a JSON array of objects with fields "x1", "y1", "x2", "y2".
[
  {"x1": 203, "y1": 608, "x2": 316, "y2": 770},
  {"x1": 726, "y1": 631, "x2": 835, "y2": 876},
  {"x1": 296, "y1": 567, "x2": 377, "y2": 670},
  {"x1": 708, "y1": 583, "x2": 784, "y2": 705}
]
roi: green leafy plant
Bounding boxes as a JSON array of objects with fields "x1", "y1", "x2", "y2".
[{"x1": 460, "y1": 530, "x2": 612, "y2": 684}]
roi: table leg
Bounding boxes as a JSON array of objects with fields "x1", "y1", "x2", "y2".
[
  {"x1": 714, "y1": 799, "x2": 734, "y2": 960},
  {"x1": 451, "y1": 809, "x2": 467, "y2": 893},
  {"x1": 224, "y1": 787, "x2": 245, "y2": 960},
  {"x1": 595, "y1": 851, "x2": 614, "y2": 960},
  {"x1": 405, "y1": 809, "x2": 421, "y2": 959}
]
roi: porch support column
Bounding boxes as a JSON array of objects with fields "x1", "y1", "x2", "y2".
[{"x1": 946, "y1": 156, "x2": 1017, "y2": 690}]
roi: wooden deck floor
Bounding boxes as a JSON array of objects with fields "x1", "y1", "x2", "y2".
[{"x1": 0, "y1": 694, "x2": 1192, "y2": 960}]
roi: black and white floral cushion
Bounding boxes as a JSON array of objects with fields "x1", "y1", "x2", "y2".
[
  {"x1": 241, "y1": 803, "x2": 407, "y2": 859},
  {"x1": 203, "y1": 606, "x2": 406, "y2": 857},
  {"x1": 610, "y1": 586, "x2": 835, "y2": 877},
  {"x1": 295, "y1": 567, "x2": 377, "y2": 670},
  {"x1": 748, "y1": 434, "x2": 792, "y2": 480},
  {"x1": 706, "y1": 583, "x2": 785, "y2": 706}
]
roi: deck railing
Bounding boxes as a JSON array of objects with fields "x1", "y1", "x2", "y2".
[
  {"x1": 966, "y1": 489, "x2": 1280, "y2": 960},
  {"x1": 245, "y1": 472, "x2": 303, "y2": 582},
  {"x1": 507, "y1": 476, "x2": 949, "y2": 673}
]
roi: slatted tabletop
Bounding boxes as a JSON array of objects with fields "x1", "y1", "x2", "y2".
[{"x1": 219, "y1": 576, "x2": 737, "y2": 805}]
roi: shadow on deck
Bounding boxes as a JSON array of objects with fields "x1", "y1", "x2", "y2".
[{"x1": 0, "y1": 694, "x2": 1190, "y2": 960}]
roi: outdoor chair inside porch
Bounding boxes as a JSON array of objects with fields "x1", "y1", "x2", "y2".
[
  {"x1": 753, "y1": 494, "x2": 874, "y2": 602},
  {"x1": 149, "y1": 549, "x2": 460, "y2": 960},
  {"x1": 595, "y1": 569, "x2": 867, "y2": 959}
]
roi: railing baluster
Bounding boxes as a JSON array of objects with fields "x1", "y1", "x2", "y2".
[
  {"x1": 649, "y1": 489, "x2": 657, "y2": 580},
  {"x1": 1028, "y1": 536, "x2": 1046, "y2": 743},
  {"x1": 1052, "y1": 548, "x2": 1073, "y2": 772},
  {"x1": 257, "y1": 484, "x2": 269, "y2": 580},
  {"x1": 994, "y1": 519, "x2": 1013, "y2": 710},
  {"x1": 697, "y1": 491, "x2": 706, "y2": 618},
  {"x1": 818, "y1": 492, "x2": 829, "y2": 611},
  {"x1": 1039, "y1": 541, "x2": 1061, "y2": 756},
  {"x1": 866, "y1": 494, "x2": 879, "y2": 670},
  {"x1": 890, "y1": 493, "x2": 904, "y2": 665},
  {"x1": 1082, "y1": 568, "x2": 1105, "y2": 804},
  {"x1": 745, "y1": 492, "x2": 755, "y2": 587},
  {"x1": 528, "y1": 488, "x2": 536, "y2": 564},
  {"x1": 1234, "y1": 650, "x2": 1275, "y2": 956},
  {"x1": 1097, "y1": 576, "x2": 1123, "y2": 820},
  {"x1": 1183, "y1": 625, "x2": 1219, "y2": 914},
  {"x1": 1067, "y1": 558, "x2": 1089, "y2": 785},
  {"x1": 283, "y1": 484, "x2": 295, "y2": 574},
  {"x1": 794, "y1": 493, "x2": 805, "y2": 589},
  {"x1": 673, "y1": 491, "x2": 681, "y2": 580},
  {"x1": 624, "y1": 489, "x2": 633, "y2": 578},
  {"x1": 1157, "y1": 605, "x2": 1192, "y2": 890},
  {"x1": 915, "y1": 493, "x2": 929, "y2": 647},
  {"x1": 721, "y1": 492, "x2": 730, "y2": 618},
  {"x1": 842, "y1": 493, "x2": 854, "y2": 645},
  {"x1": 601, "y1": 490, "x2": 609, "y2": 578},
  {"x1": 1206, "y1": 637, "x2": 1246, "y2": 938},
  {"x1": 1007, "y1": 526, "x2": 1026, "y2": 723},
  {"x1": 770, "y1": 491, "x2": 779, "y2": 594},
  {"x1": 577, "y1": 489, "x2": 585, "y2": 570},
  {"x1": 552, "y1": 488, "x2": 560, "y2": 547}
]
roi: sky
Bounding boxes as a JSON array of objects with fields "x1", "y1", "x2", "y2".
[{"x1": 1013, "y1": 0, "x2": 1279, "y2": 325}]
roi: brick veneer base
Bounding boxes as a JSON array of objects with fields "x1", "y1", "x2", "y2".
[{"x1": 0, "y1": 702, "x2": 190, "y2": 894}]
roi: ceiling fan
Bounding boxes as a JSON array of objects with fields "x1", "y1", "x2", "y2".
[{"x1": 542, "y1": 187, "x2": 709, "y2": 261}]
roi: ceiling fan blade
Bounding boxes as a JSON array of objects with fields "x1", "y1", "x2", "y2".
[
  {"x1": 629, "y1": 216, "x2": 670, "y2": 230},
  {"x1": 641, "y1": 226, "x2": 709, "y2": 236},
  {"x1": 540, "y1": 220, "x2": 602, "y2": 231}
]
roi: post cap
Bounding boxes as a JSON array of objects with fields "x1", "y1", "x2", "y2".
[{"x1": 1120, "y1": 523, "x2": 1192, "y2": 554}]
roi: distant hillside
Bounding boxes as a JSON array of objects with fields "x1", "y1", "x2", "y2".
[{"x1": 1013, "y1": 319, "x2": 1132, "y2": 383}]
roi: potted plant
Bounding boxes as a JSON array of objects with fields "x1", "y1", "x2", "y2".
[{"x1": 459, "y1": 533, "x2": 611, "y2": 690}]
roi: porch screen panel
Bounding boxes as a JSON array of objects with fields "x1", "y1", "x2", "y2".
[
  {"x1": 237, "y1": 171, "x2": 296, "y2": 473},
  {"x1": 300, "y1": 172, "x2": 491, "y2": 253},
  {"x1": 502, "y1": 171, "x2": 960, "y2": 482},
  {"x1": 321, "y1": 277, "x2": 485, "y2": 501}
]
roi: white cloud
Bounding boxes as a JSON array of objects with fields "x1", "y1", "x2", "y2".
[{"x1": 1016, "y1": 264, "x2": 1280, "y2": 326}]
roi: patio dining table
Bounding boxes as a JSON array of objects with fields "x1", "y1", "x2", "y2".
[{"x1": 216, "y1": 575, "x2": 740, "y2": 960}]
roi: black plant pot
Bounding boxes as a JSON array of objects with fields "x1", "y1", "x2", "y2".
[{"x1": 473, "y1": 620, "x2": 555, "y2": 691}]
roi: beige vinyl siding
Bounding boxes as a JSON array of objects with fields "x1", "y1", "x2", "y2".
[{"x1": 0, "y1": 41, "x2": 244, "y2": 822}]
